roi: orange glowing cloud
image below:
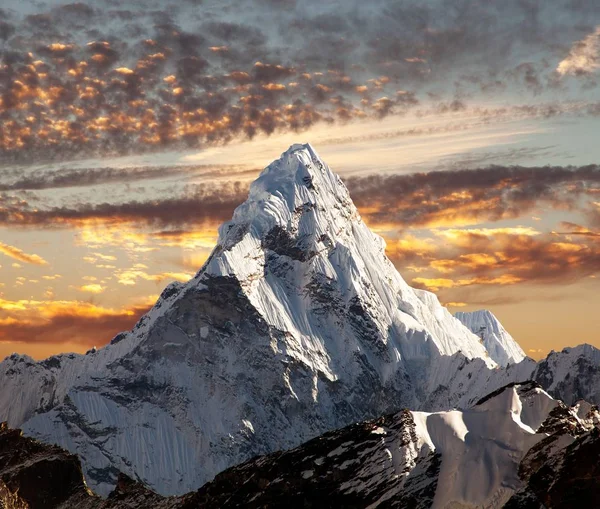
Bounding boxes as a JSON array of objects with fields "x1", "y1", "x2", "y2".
[
  {"x1": 413, "y1": 274, "x2": 524, "y2": 292},
  {"x1": 389, "y1": 224, "x2": 600, "y2": 298},
  {"x1": 115, "y1": 265, "x2": 193, "y2": 286},
  {"x1": 0, "y1": 296, "x2": 154, "y2": 349},
  {"x1": 345, "y1": 165, "x2": 600, "y2": 230},
  {"x1": 75, "y1": 284, "x2": 106, "y2": 294},
  {"x1": 0, "y1": 242, "x2": 48, "y2": 266}
]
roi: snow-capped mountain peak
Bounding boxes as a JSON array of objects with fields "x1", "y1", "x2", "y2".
[
  {"x1": 201, "y1": 143, "x2": 495, "y2": 372},
  {"x1": 0, "y1": 144, "x2": 530, "y2": 497},
  {"x1": 2, "y1": 143, "x2": 600, "y2": 503},
  {"x1": 455, "y1": 309, "x2": 526, "y2": 366},
  {"x1": 216, "y1": 143, "x2": 353, "y2": 250}
]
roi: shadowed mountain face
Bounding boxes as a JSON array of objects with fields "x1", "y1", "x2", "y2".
[{"x1": 1, "y1": 383, "x2": 599, "y2": 509}]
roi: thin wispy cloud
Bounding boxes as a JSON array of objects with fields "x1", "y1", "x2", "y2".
[{"x1": 0, "y1": 242, "x2": 48, "y2": 265}]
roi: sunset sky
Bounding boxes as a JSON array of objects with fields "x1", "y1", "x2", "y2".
[{"x1": 1, "y1": 0, "x2": 599, "y2": 360}]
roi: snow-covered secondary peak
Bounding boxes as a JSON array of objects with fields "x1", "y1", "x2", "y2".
[
  {"x1": 455, "y1": 309, "x2": 526, "y2": 366},
  {"x1": 412, "y1": 382, "x2": 588, "y2": 508}
]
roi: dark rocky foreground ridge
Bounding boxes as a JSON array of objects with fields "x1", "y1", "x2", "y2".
[{"x1": 2, "y1": 382, "x2": 600, "y2": 509}]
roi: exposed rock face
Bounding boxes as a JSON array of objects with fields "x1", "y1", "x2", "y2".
[
  {"x1": 506, "y1": 415, "x2": 600, "y2": 508},
  {"x1": 0, "y1": 421, "x2": 91, "y2": 509},
  {"x1": 191, "y1": 410, "x2": 441, "y2": 509},
  {"x1": 0, "y1": 422, "x2": 182, "y2": 508},
  {"x1": 532, "y1": 344, "x2": 600, "y2": 405}
]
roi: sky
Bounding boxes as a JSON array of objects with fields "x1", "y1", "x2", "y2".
[{"x1": 0, "y1": 0, "x2": 600, "y2": 360}]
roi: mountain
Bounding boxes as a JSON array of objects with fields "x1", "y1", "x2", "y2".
[
  {"x1": 2, "y1": 143, "x2": 600, "y2": 498},
  {"x1": 532, "y1": 344, "x2": 600, "y2": 405},
  {"x1": 419, "y1": 343, "x2": 600, "y2": 412},
  {"x1": 2, "y1": 383, "x2": 599, "y2": 509},
  {"x1": 455, "y1": 309, "x2": 526, "y2": 366},
  {"x1": 0, "y1": 143, "x2": 496, "y2": 496},
  {"x1": 194, "y1": 382, "x2": 600, "y2": 509}
]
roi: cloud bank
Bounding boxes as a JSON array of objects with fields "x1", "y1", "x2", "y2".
[{"x1": 2, "y1": 0, "x2": 600, "y2": 163}]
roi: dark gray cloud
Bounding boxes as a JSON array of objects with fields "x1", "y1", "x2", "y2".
[
  {"x1": 1, "y1": 163, "x2": 599, "y2": 234},
  {"x1": 0, "y1": 164, "x2": 253, "y2": 191},
  {"x1": 0, "y1": 181, "x2": 248, "y2": 228},
  {"x1": 345, "y1": 164, "x2": 600, "y2": 228}
]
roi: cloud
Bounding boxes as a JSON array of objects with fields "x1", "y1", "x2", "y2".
[
  {"x1": 0, "y1": 181, "x2": 249, "y2": 229},
  {"x1": 92, "y1": 252, "x2": 117, "y2": 261},
  {"x1": 3, "y1": 164, "x2": 599, "y2": 236},
  {"x1": 42, "y1": 274, "x2": 62, "y2": 280},
  {"x1": 555, "y1": 221, "x2": 600, "y2": 237},
  {"x1": 0, "y1": 297, "x2": 152, "y2": 347},
  {"x1": 1, "y1": 0, "x2": 600, "y2": 163},
  {"x1": 412, "y1": 274, "x2": 523, "y2": 292},
  {"x1": 75, "y1": 283, "x2": 106, "y2": 294},
  {"x1": 149, "y1": 229, "x2": 219, "y2": 249},
  {"x1": 345, "y1": 164, "x2": 600, "y2": 229},
  {"x1": 395, "y1": 226, "x2": 600, "y2": 294},
  {"x1": 436, "y1": 227, "x2": 541, "y2": 239},
  {"x1": 115, "y1": 265, "x2": 192, "y2": 286},
  {"x1": 0, "y1": 241, "x2": 48, "y2": 265},
  {"x1": 369, "y1": 165, "x2": 600, "y2": 298},
  {"x1": 557, "y1": 26, "x2": 600, "y2": 76},
  {"x1": 0, "y1": 164, "x2": 250, "y2": 191},
  {"x1": 444, "y1": 302, "x2": 468, "y2": 307}
]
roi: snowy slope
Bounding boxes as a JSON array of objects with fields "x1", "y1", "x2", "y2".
[
  {"x1": 455, "y1": 309, "x2": 526, "y2": 366},
  {"x1": 533, "y1": 344, "x2": 600, "y2": 405},
  {"x1": 0, "y1": 143, "x2": 496, "y2": 496},
  {"x1": 419, "y1": 342, "x2": 600, "y2": 414},
  {"x1": 193, "y1": 382, "x2": 600, "y2": 508},
  {"x1": 413, "y1": 383, "x2": 556, "y2": 508}
]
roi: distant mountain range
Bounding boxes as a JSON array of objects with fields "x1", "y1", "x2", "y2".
[{"x1": 1, "y1": 144, "x2": 599, "y2": 507}]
